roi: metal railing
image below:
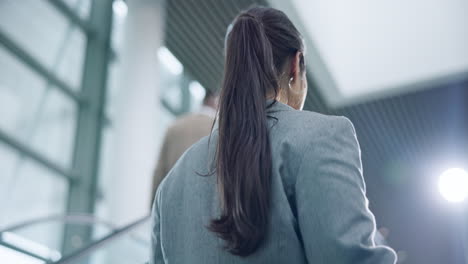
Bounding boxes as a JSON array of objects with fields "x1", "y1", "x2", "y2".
[
  {"x1": 0, "y1": 214, "x2": 151, "y2": 264},
  {"x1": 51, "y1": 215, "x2": 150, "y2": 264}
]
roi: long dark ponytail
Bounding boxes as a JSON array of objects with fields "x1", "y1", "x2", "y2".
[{"x1": 209, "y1": 7, "x2": 304, "y2": 257}]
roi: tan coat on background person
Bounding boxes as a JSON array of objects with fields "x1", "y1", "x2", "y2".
[{"x1": 150, "y1": 104, "x2": 217, "y2": 203}]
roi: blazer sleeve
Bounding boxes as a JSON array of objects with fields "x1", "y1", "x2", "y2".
[
  {"x1": 150, "y1": 185, "x2": 165, "y2": 264},
  {"x1": 295, "y1": 117, "x2": 397, "y2": 263}
]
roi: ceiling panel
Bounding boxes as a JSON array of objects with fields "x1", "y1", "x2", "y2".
[{"x1": 281, "y1": 0, "x2": 468, "y2": 107}]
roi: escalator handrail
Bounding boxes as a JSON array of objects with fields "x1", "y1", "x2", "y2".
[
  {"x1": 50, "y1": 215, "x2": 151, "y2": 264},
  {"x1": 0, "y1": 214, "x2": 117, "y2": 233}
]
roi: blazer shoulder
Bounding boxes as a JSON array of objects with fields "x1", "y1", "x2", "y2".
[
  {"x1": 158, "y1": 134, "x2": 214, "y2": 186},
  {"x1": 278, "y1": 109, "x2": 355, "y2": 145}
]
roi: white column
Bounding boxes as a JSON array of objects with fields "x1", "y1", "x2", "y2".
[{"x1": 104, "y1": 0, "x2": 165, "y2": 226}]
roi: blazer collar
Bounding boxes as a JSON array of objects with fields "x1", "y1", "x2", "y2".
[
  {"x1": 212, "y1": 100, "x2": 293, "y2": 131},
  {"x1": 266, "y1": 99, "x2": 295, "y2": 113}
]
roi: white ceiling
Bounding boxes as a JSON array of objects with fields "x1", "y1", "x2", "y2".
[{"x1": 270, "y1": 0, "x2": 468, "y2": 107}]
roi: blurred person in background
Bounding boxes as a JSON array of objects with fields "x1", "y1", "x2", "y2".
[
  {"x1": 150, "y1": 90, "x2": 218, "y2": 202},
  {"x1": 151, "y1": 6, "x2": 396, "y2": 264}
]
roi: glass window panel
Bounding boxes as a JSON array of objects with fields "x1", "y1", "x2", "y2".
[
  {"x1": 105, "y1": 58, "x2": 122, "y2": 120},
  {"x1": 189, "y1": 81, "x2": 207, "y2": 111},
  {"x1": 0, "y1": 0, "x2": 86, "y2": 90},
  {"x1": 0, "y1": 46, "x2": 77, "y2": 168},
  {"x1": 62, "y1": 0, "x2": 93, "y2": 19},
  {"x1": 104, "y1": 14, "x2": 128, "y2": 121},
  {"x1": 78, "y1": 220, "x2": 150, "y2": 264},
  {"x1": 158, "y1": 48, "x2": 185, "y2": 111},
  {"x1": 161, "y1": 81, "x2": 183, "y2": 110},
  {"x1": 0, "y1": 142, "x2": 68, "y2": 230}
]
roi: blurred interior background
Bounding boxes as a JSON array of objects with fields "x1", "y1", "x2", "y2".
[{"x1": 0, "y1": 0, "x2": 467, "y2": 263}]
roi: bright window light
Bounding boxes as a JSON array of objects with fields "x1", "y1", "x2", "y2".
[
  {"x1": 438, "y1": 168, "x2": 468, "y2": 203},
  {"x1": 157, "y1": 47, "x2": 183, "y2": 75},
  {"x1": 1, "y1": 232, "x2": 61, "y2": 261},
  {"x1": 189, "y1": 81, "x2": 206, "y2": 102},
  {"x1": 113, "y1": 0, "x2": 128, "y2": 19},
  {"x1": 0, "y1": 245, "x2": 44, "y2": 264}
]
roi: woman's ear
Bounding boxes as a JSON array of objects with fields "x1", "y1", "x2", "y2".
[{"x1": 291, "y1": 51, "x2": 303, "y2": 81}]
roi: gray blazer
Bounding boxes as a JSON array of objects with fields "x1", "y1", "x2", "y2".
[{"x1": 151, "y1": 101, "x2": 397, "y2": 264}]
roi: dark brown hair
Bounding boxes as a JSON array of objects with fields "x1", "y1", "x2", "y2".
[{"x1": 209, "y1": 7, "x2": 304, "y2": 257}]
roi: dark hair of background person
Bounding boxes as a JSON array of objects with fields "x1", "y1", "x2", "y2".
[{"x1": 210, "y1": 6, "x2": 305, "y2": 257}]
